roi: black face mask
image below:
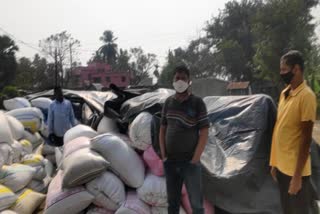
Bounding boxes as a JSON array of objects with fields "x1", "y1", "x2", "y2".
[{"x1": 280, "y1": 70, "x2": 294, "y2": 85}]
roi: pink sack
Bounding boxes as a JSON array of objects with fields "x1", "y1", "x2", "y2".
[
  {"x1": 143, "y1": 146, "x2": 164, "y2": 176},
  {"x1": 182, "y1": 193, "x2": 214, "y2": 214}
]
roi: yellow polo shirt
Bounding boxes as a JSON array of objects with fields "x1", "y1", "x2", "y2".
[{"x1": 270, "y1": 81, "x2": 317, "y2": 176}]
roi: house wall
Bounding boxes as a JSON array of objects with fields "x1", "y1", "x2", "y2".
[
  {"x1": 70, "y1": 63, "x2": 131, "y2": 89},
  {"x1": 191, "y1": 78, "x2": 229, "y2": 98}
]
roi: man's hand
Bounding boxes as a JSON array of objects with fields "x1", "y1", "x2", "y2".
[
  {"x1": 270, "y1": 167, "x2": 277, "y2": 182},
  {"x1": 190, "y1": 157, "x2": 200, "y2": 164},
  {"x1": 288, "y1": 176, "x2": 302, "y2": 195}
]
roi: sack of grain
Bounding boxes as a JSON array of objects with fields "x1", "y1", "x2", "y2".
[
  {"x1": 0, "y1": 143, "x2": 13, "y2": 166},
  {"x1": 45, "y1": 170, "x2": 94, "y2": 214},
  {"x1": 115, "y1": 191, "x2": 151, "y2": 214},
  {"x1": 63, "y1": 136, "x2": 90, "y2": 159},
  {"x1": 11, "y1": 141, "x2": 23, "y2": 163},
  {"x1": 137, "y1": 173, "x2": 167, "y2": 207},
  {"x1": 86, "y1": 171, "x2": 125, "y2": 211},
  {"x1": 30, "y1": 97, "x2": 52, "y2": 111},
  {"x1": 91, "y1": 134, "x2": 145, "y2": 188},
  {"x1": 10, "y1": 188, "x2": 45, "y2": 214},
  {"x1": 22, "y1": 131, "x2": 44, "y2": 149},
  {"x1": 0, "y1": 164, "x2": 35, "y2": 192},
  {"x1": 64, "y1": 125, "x2": 98, "y2": 144},
  {"x1": 143, "y1": 146, "x2": 164, "y2": 176},
  {"x1": 21, "y1": 154, "x2": 46, "y2": 181},
  {"x1": 129, "y1": 112, "x2": 153, "y2": 151},
  {"x1": 0, "y1": 184, "x2": 17, "y2": 211},
  {"x1": 97, "y1": 116, "x2": 119, "y2": 134},
  {"x1": 6, "y1": 107, "x2": 44, "y2": 133},
  {"x1": 3, "y1": 97, "x2": 31, "y2": 111},
  {"x1": 6, "y1": 115, "x2": 24, "y2": 141},
  {"x1": 19, "y1": 139, "x2": 33, "y2": 156},
  {"x1": 0, "y1": 112, "x2": 14, "y2": 145},
  {"x1": 62, "y1": 148, "x2": 108, "y2": 188},
  {"x1": 86, "y1": 205, "x2": 114, "y2": 214},
  {"x1": 55, "y1": 147, "x2": 63, "y2": 168}
]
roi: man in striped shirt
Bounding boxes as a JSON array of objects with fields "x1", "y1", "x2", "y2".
[{"x1": 160, "y1": 65, "x2": 209, "y2": 214}]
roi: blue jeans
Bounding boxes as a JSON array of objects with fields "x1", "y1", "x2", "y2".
[{"x1": 164, "y1": 160, "x2": 204, "y2": 214}]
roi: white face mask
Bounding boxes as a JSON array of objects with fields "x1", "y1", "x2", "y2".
[{"x1": 173, "y1": 80, "x2": 190, "y2": 93}]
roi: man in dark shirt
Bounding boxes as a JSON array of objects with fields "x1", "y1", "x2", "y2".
[{"x1": 159, "y1": 65, "x2": 209, "y2": 214}]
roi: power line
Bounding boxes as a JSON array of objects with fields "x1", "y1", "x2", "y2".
[
  {"x1": 0, "y1": 26, "x2": 169, "y2": 63},
  {"x1": 0, "y1": 26, "x2": 50, "y2": 58}
]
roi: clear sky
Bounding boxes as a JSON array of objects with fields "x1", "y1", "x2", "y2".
[{"x1": 0, "y1": 0, "x2": 319, "y2": 67}]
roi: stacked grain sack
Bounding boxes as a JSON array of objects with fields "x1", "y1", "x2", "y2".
[
  {"x1": 0, "y1": 97, "x2": 55, "y2": 214},
  {"x1": 44, "y1": 124, "x2": 148, "y2": 214}
]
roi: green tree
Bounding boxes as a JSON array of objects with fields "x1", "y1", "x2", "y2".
[
  {"x1": 115, "y1": 49, "x2": 131, "y2": 71},
  {"x1": 15, "y1": 57, "x2": 34, "y2": 89},
  {"x1": 15, "y1": 54, "x2": 50, "y2": 91},
  {"x1": 305, "y1": 45, "x2": 320, "y2": 93},
  {"x1": 159, "y1": 49, "x2": 186, "y2": 86},
  {"x1": 2, "y1": 85, "x2": 19, "y2": 98},
  {"x1": 32, "y1": 54, "x2": 50, "y2": 90},
  {"x1": 130, "y1": 47, "x2": 157, "y2": 85},
  {"x1": 159, "y1": 38, "x2": 220, "y2": 86},
  {"x1": 160, "y1": 0, "x2": 320, "y2": 89},
  {"x1": 253, "y1": 0, "x2": 319, "y2": 83},
  {"x1": 0, "y1": 35, "x2": 18, "y2": 89},
  {"x1": 205, "y1": 0, "x2": 263, "y2": 81},
  {"x1": 99, "y1": 30, "x2": 118, "y2": 65}
]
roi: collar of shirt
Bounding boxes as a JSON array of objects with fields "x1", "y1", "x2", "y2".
[
  {"x1": 283, "y1": 81, "x2": 307, "y2": 98},
  {"x1": 54, "y1": 99, "x2": 65, "y2": 104},
  {"x1": 174, "y1": 92, "x2": 192, "y2": 103},
  {"x1": 290, "y1": 81, "x2": 307, "y2": 97}
]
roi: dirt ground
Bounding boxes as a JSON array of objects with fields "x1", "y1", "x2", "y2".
[{"x1": 313, "y1": 121, "x2": 320, "y2": 144}]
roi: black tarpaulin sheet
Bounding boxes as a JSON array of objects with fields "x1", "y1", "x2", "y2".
[
  {"x1": 120, "y1": 88, "x2": 175, "y2": 122},
  {"x1": 201, "y1": 95, "x2": 281, "y2": 214}
]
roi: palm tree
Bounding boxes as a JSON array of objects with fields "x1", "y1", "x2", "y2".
[{"x1": 99, "y1": 30, "x2": 118, "y2": 65}]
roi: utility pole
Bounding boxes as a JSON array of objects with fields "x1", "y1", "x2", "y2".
[
  {"x1": 54, "y1": 48, "x2": 58, "y2": 87},
  {"x1": 69, "y1": 43, "x2": 73, "y2": 89}
]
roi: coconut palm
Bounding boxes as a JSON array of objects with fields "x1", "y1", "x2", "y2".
[{"x1": 99, "y1": 30, "x2": 118, "y2": 65}]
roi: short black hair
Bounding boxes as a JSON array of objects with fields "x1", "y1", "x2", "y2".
[
  {"x1": 174, "y1": 65, "x2": 190, "y2": 78},
  {"x1": 281, "y1": 50, "x2": 304, "y2": 71},
  {"x1": 54, "y1": 86, "x2": 62, "y2": 94}
]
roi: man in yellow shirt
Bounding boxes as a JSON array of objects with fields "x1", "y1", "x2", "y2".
[{"x1": 270, "y1": 50, "x2": 318, "y2": 214}]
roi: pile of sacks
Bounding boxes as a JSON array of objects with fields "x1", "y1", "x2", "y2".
[
  {"x1": 0, "y1": 96, "x2": 215, "y2": 214},
  {"x1": 0, "y1": 97, "x2": 56, "y2": 213},
  {"x1": 45, "y1": 111, "x2": 214, "y2": 214}
]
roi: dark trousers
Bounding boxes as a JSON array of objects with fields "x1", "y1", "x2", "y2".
[
  {"x1": 164, "y1": 160, "x2": 204, "y2": 214},
  {"x1": 276, "y1": 169, "x2": 319, "y2": 214},
  {"x1": 48, "y1": 134, "x2": 64, "y2": 147}
]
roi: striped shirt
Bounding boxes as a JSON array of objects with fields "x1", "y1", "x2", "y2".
[{"x1": 161, "y1": 94, "x2": 209, "y2": 161}]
